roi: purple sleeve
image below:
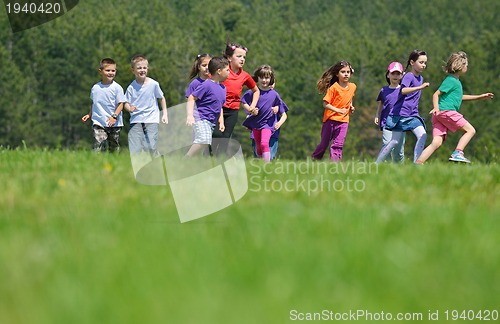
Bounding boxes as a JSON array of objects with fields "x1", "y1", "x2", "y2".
[
  {"x1": 241, "y1": 90, "x2": 253, "y2": 106},
  {"x1": 376, "y1": 88, "x2": 384, "y2": 102}
]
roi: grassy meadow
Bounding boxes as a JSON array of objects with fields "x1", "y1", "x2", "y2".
[{"x1": 0, "y1": 149, "x2": 499, "y2": 324}]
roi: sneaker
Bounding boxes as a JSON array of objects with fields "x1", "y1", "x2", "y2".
[{"x1": 449, "y1": 150, "x2": 471, "y2": 163}]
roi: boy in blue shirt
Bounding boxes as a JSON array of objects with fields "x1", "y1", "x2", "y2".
[{"x1": 82, "y1": 58, "x2": 126, "y2": 152}]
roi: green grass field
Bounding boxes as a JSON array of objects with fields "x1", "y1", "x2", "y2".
[{"x1": 0, "y1": 150, "x2": 499, "y2": 324}]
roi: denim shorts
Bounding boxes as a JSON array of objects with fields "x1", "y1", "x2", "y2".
[{"x1": 385, "y1": 115, "x2": 426, "y2": 132}]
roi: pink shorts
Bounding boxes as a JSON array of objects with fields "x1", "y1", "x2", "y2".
[{"x1": 432, "y1": 110, "x2": 468, "y2": 140}]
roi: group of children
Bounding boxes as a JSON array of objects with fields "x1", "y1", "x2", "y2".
[
  {"x1": 312, "y1": 49, "x2": 494, "y2": 164},
  {"x1": 83, "y1": 45, "x2": 494, "y2": 164}
]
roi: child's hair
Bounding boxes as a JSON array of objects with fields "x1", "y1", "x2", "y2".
[
  {"x1": 405, "y1": 49, "x2": 427, "y2": 70},
  {"x1": 189, "y1": 53, "x2": 212, "y2": 79},
  {"x1": 130, "y1": 54, "x2": 148, "y2": 68},
  {"x1": 444, "y1": 51, "x2": 468, "y2": 74},
  {"x1": 208, "y1": 56, "x2": 229, "y2": 74},
  {"x1": 252, "y1": 64, "x2": 275, "y2": 86},
  {"x1": 316, "y1": 60, "x2": 354, "y2": 94},
  {"x1": 99, "y1": 58, "x2": 116, "y2": 69},
  {"x1": 224, "y1": 39, "x2": 248, "y2": 58}
]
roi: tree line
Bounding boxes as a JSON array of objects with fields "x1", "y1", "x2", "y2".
[{"x1": 0, "y1": 0, "x2": 498, "y2": 162}]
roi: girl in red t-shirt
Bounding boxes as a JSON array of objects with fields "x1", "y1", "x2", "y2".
[{"x1": 212, "y1": 41, "x2": 260, "y2": 153}]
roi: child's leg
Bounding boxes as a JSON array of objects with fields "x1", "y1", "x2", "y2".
[
  {"x1": 311, "y1": 120, "x2": 334, "y2": 160},
  {"x1": 252, "y1": 129, "x2": 263, "y2": 157},
  {"x1": 392, "y1": 132, "x2": 405, "y2": 163},
  {"x1": 143, "y1": 123, "x2": 159, "y2": 156},
  {"x1": 108, "y1": 127, "x2": 122, "y2": 153},
  {"x1": 92, "y1": 125, "x2": 108, "y2": 152},
  {"x1": 128, "y1": 123, "x2": 144, "y2": 154},
  {"x1": 269, "y1": 138, "x2": 279, "y2": 160},
  {"x1": 411, "y1": 126, "x2": 427, "y2": 163},
  {"x1": 251, "y1": 139, "x2": 258, "y2": 158},
  {"x1": 185, "y1": 144, "x2": 209, "y2": 157},
  {"x1": 329, "y1": 121, "x2": 349, "y2": 162},
  {"x1": 376, "y1": 131, "x2": 404, "y2": 163},
  {"x1": 260, "y1": 129, "x2": 273, "y2": 162},
  {"x1": 381, "y1": 129, "x2": 392, "y2": 162},
  {"x1": 416, "y1": 135, "x2": 444, "y2": 163},
  {"x1": 455, "y1": 122, "x2": 476, "y2": 152}
]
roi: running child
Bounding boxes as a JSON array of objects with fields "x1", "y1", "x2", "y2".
[
  {"x1": 376, "y1": 49, "x2": 429, "y2": 163},
  {"x1": 311, "y1": 60, "x2": 356, "y2": 161},
  {"x1": 374, "y1": 61, "x2": 406, "y2": 163},
  {"x1": 185, "y1": 56, "x2": 229, "y2": 157},
  {"x1": 212, "y1": 41, "x2": 260, "y2": 154},
  {"x1": 241, "y1": 65, "x2": 286, "y2": 162},
  {"x1": 82, "y1": 57, "x2": 126, "y2": 152},
  {"x1": 186, "y1": 53, "x2": 212, "y2": 98},
  {"x1": 125, "y1": 54, "x2": 168, "y2": 156},
  {"x1": 416, "y1": 51, "x2": 494, "y2": 164}
]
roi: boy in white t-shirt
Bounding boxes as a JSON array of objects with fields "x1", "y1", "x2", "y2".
[
  {"x1": 82, "y1": 58, "x2": 126, "y2": 152},
  {"x1": 124, "y1": 54, "x2": 168, "y2": 155}
]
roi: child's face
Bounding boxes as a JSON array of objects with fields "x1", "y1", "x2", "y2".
[
  {"x1": 131, "y1": 60, "x2": 149, "y2": 80},
  {"x1": 258, "y1": 75, "x2": 272, "y2": 89},
  {"x1": 336, "y1": 66, "x2": 352, "y2": 83},
  {"x1": 389, "y1": 71, "x2": 403, "y2": 83},
  {"x1": 218, "y1": 64, "x2": 230, "y2": 82},
  {"x1": 199, "y1": 57, "x2": 211, "y2": 79},
  {"x1": 411, "y1": 55, "x2": 427, "y2": 74},
  {"x1": 228, "y1": 48, "x2": 246, "y2": 70},
  {"x1": 98, "y1": 64, "x2": 116, "y2": 84}
]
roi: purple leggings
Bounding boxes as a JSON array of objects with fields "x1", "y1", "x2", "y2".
[{"x1": 311, "y1": 120, "x2": 349, "y2": 161}]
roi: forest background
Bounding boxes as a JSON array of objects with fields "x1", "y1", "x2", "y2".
[{"x1": 0, "y1": 0, "x2": 498, "y2": 162}]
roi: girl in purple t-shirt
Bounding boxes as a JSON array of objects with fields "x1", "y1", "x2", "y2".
[
  {"x1": 185, "y1": 53, "x2": 212, "y2": 98},
  {"x1": 376, "y1": 50, "x2": 430, "y2": 163},
  {"x1": 374, "y1": 61, "x2": 406, "y2": 163},
  {"x1": 241, "y1": 65, "x2": 284, "y2": 162}
]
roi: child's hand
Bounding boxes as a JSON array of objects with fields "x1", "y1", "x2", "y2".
[
  {"x1": 337, "y1": 108, "x2": 348, "y2": 114},
  {"x1": 186, "y1": 115, "x2": 194, "y2": 126},
  {"x1": 481, "y1": 93, "x2": 494, "y2": 100},
  {"x1": 81, "y1": 114, "x2": 90, "y2": 123},
  {"x1": 429, "y1": 107, "x2": 440, "y2": 115},
  {"x1": 251, "y1": 107, "x2": 259, "y2": 116},
  {"x1": 106, "y1": 116, "x2": 117, "y2": 127},
  {"x1": 272, "y1": 106, "x2": 279, "y2": 114},
  {"x1": 219, "y1": 122, "x2": 225, "y2": 133},
  {"x1": 274, "y1": 122, "x2": 282, "y2": 130},
  {"x1": 129, "y1": 105, "x2": 137, "y2": 113},
  {"x1": 422, "y1": 82, "x2": 430, "y2": 89},
  {"x1": 161, "y1": 111, "x2": 169, "y2": 124},
  {"x1": 350, "y1": 105, "x2": 355, "y2": 114},
  {"x1": 374, "y1": 117, "x2": 379, "y2": 126}
]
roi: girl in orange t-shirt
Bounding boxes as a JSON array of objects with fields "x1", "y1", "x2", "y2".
[{"x1": 311, "y1": 61, "x2": 357, "y2": 161}]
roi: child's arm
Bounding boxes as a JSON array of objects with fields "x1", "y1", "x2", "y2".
[
  {"x1": 81, "y1": 105, "x2": 92, "y2": 122},
  {"x1": 124, "y1": 102, "x2": 136, "y2": 113},
  {"x1": 429, "y1": 90, "x2": 441, "y2": 114},
  {"x1": 248, "y1": 86, "x2": 260, "y2": 111},
  {"x1": 106, "y1": 102, "x2": 124, "y2": 127},
  {"x1": 323, "y1": 101, "x2": 348, "y2": 114},
  {"x1": 401, "y1": 82, "x2": 430, "y2": 95},
  {"x1": 218, "y1": 108, "x2": 225, "y2": 132},
  {"x1": 243, "y1": 102, "x2": 258, "y2": 116},
  {"x1": 160, "y1": 96, "x2": 168, "y2": 124},
  {"x1": 186, "y1": 95, "x2": 196, "y2": 126},
  {"x1": 374, "y1": 101, "x2": 382, "y2": 125},
  {"x1": 462, "y1": 93, "x2": 494, "y2": 101},
  {"x1": 274, "y1": 112, "x2": 287, "y2": 130}
]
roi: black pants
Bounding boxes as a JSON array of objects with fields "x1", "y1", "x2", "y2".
[{"x1": 212, "y1": 108, "x2": 239, "y2": 156}]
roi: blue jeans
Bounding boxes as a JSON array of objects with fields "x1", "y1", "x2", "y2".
[{"x1": 128, "y1": 123, "x2": 159, "y2": 155}]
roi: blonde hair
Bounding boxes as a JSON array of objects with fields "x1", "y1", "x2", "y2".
[
  {"x1": 130, "y1": 54, "x2": 148, "y2": 68},
  {"x1": 444, "y1": 51, "x2": 468, "y2": 74}
]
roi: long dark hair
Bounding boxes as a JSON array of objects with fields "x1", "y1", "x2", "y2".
[
  {"x1": 405, "y1": 49, "x2": 427, "y2": 71},
  {"x1": 188, "y1": 53, "x2": 212, "y2": 79},
  {"x1": 316, "y1": 60, "x2": 354, "y2": 94}
]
